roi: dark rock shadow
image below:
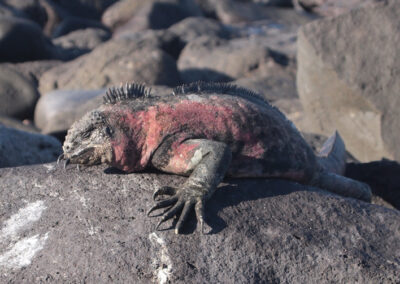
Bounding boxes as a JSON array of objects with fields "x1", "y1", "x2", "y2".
[
  {"x1": 346, "y1": 160, "x2": 400, "y2": 210},
  {"x1": 180, "y1": 68, "x2": 233, "y2": 84},
  {"x1": 178, "y1": 178, "x2": 310, "y2": 235}
]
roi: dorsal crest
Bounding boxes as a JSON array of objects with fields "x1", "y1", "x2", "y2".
[
  {"x1": 172, "y1": 81, "x2": 270, "y2": 107},
  {"x1": 103, "y1": 83, "x2": 151, "y2": 104}
]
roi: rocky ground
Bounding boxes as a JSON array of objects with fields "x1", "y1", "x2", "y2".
[{"x1": 0, "y1": 0, "x2": 399, "y2": 283}]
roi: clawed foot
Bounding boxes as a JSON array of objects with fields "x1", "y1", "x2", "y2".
[{"x1": 147, "y1": 186, "x2": 206, "y2": 234}]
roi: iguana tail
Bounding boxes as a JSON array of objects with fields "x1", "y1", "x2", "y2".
[{"x1": 309, "y1": 131, "x2": 372, "y2": 202}]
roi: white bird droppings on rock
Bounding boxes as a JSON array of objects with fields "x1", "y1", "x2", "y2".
[
  {"x1": 0, "y1": 200, "x2": 46, "y2": 241},
  {"x1": 0, "y1": 233, "x2": 49, "y2": 270},
  {"x1": 149, "y1": 232, "x2": 173, "y2": 284}
]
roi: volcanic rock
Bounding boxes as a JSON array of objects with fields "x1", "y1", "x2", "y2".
[
  {"x1": 39, "y1": 38, "x2": 181, "y2": 94},
  {"x1": 0, "y1": 164, "x2": 398, "y2": 282},
  {"x1": 297, "y1": 0, "x2": 400, "y2": 161}
]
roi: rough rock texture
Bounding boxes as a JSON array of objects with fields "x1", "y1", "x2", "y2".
[
  {"x1": 0, "y1": 66, "x2": 40, "y2": 119},
  {"x1": 233, "y1": 63, "x2": 297, "y2": 102},
  {"x1": 178, "y1": 36, "x2": 290, "y2": 83},
  {"x1": 0, "y1": 16, "x2": 55, "y2": 62},
  {"x1": 0, "y1": 164, "x2": 399, "y2": 282},
  {"x1": 113, "y1": 0, "x2": 202, "y2": 35},
  {"x1": 39, "y1": 38, "x2": 181, "y2": 94},
  {"x1": 229, "y1": 20, "x2": 298, "y2": 59},
  {"x1": 101, "y1": 0, "x2": 146, "y2": 30},
  {"x1": 113, "y1": 29, "x2": 182, "y2": 59},
  {"x1": 168, "y1": 17, "x2": 231, "y2": 47},
  {"x1": 198, "y1": 0, "x2": 314, "y2": 26},
  {"x1": 52, "y1": 16, "x2": 109, "y2": 38},
  {"x1": 0, "y1": 60, "x2": 61, "y2": 118},
  {"x1": 295, "y1": 0, "x2": 382, "y2": 17},
  {"x1": 297, "y1": 0, "x2": 400, "y2": 162},
  {"x1": 0, "y1": 126, "x2": 61, "y2": 168},
  {"x1": 53, "y1": 28, "x2": 111, "y2": 60},
  {"x1": 1, "y1": 60, "x2": 61, "y2": 87}
]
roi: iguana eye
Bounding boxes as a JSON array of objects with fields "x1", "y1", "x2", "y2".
[
  {"x1": 105, "y1": 126, "x2": 113, "y2": 137},
  {"x1": 81, "y1": 130, "x2": 91, "y2": 139}
]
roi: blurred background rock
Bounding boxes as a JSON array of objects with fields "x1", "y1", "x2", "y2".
[{"x1": 0, "y1": 0, "x2": 399, "y2": 282}]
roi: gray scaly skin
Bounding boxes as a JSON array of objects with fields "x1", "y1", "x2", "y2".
[{"x1": 59, "y1": 82, "x2": 372, "y2": 234}]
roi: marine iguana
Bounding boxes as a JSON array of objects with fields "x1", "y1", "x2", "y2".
[{"x1": 59, "y1": 82, "x2": 372, "y2": 234}]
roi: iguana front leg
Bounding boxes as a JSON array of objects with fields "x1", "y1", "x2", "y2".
[{"x1": 148, "y1": 138, "x2": 232, "y2": 234}]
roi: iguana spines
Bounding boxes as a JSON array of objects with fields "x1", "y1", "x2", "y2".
[
  {"x1": 103, "y1": 83, "x2": 151, "y2": 104},
  {"x1": 173, "y1": 81, "x2": 270, "y2": 107}
]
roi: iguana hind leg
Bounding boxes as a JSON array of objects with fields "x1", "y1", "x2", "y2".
[{"x1": 149, "y1": 139, "x2": 232, "y2": 234}]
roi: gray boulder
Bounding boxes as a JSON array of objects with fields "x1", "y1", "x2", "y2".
[
  {"x1": 0, "y1": 16, "x2": 55, "y2": 62},
  {"x1": 294, "y1": 0, "x2": 381, "y2": 17},
  {"x1": 1, "y1": 60, "x2": 61, "y2": 84},
  {"x1": 229, "y1": 19, "x2": 298, "y2": 59},
  {"x1": 0, "y1": 66, "x2": 39, "y2": 119},
  {"x1": 168, "y1": 17, "x2": 231, "y2": 47},
  {"x1": 178, "y1": 35, "x2": 291, "y2": 83},
  {"x1": 113, "y1": 0, "x2": 202, "y2": 35},
  {"x1": 196, "y1": 0, "x2": 314, "y2": 26},
  {"x1": 52, "y1": 16, "x2": 109, "y2": 38},
  {"x1": 101, "y1": 0, "x2": 146, "y2": 30},
  {"x1": 113, "y1": 29, "x2": 182, "y2": 59},
  {"x1": 39, "y1": 38, "x2": 181, "y2": 94},
  {"x1": 233, "y1": 63, "x2": 297, "y2": 102},
  {"x1": 34, "y1": 89, "x2": 105, "y2": 135},
  {"x1": 0, "y1": 60, "x2": 61, "y2": 118},
  {"x1": 0, "y1": 164, "x2": 399, "y2": 282},
  {"x1": 53, "y1": 28, "x2": 111, "y2": 60},
  {"x1": 297, "y1": 0, "x2": 400, "y2": 162},
  {"x1": 0, "y1": 126, "x2": 61, "y2": 168}
]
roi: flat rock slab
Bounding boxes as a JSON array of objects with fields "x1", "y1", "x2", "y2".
[
  {"x1": 0, "y1": 164, "x2": 399, "y2": 282},
  {"x1": 297, "y1": 0, "x2": 400, "y2": 162}
]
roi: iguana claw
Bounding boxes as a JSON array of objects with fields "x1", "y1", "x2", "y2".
[
  {"x1": 149, "y1": 186, "x2": 206, "y2": 234},
  {"x1": 152, "y1": 186, "x2": 176, "y2": 200},
  {"x1": 57, "y1": 153, "x2": 64, "y2": 164}
]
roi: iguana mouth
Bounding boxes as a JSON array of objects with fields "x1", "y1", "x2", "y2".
[{"x1": 58, "y1": 147, "x2": 96, "y2": 169}]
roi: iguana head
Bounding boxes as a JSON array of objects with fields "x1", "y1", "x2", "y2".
[{"x1": 61, "y1": 110, "x2": 114, "y2": 167}]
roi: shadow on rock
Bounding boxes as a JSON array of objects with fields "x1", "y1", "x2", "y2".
[
  {"x1": 346, "y1": 159, "x2": 400, "y2": 210},
  {"x1": 206, "y1": 179, "x2": 312, "y2": 234}
]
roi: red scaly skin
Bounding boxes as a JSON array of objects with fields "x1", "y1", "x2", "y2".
[{"x1": 102, "y1": 94, "x2": 315, "y2": 182}]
